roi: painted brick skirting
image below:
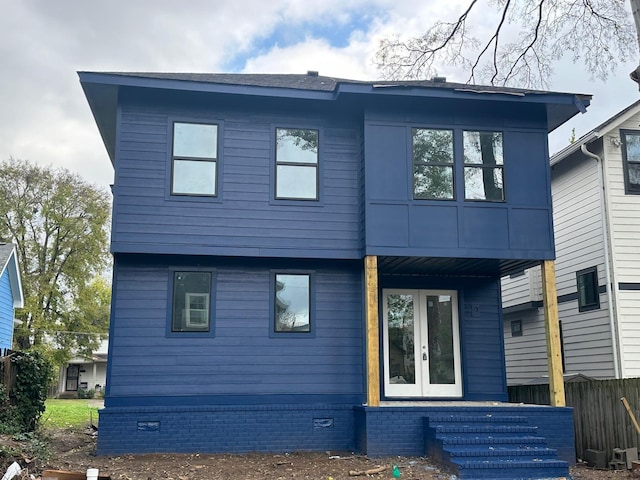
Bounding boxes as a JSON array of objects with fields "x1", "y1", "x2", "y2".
[
  {"x1": 97, "y1": 404, "x2": 355, "y2": 455},
  {"x1": 98, "y1": 403, "x2": 575, "y2": 465}
]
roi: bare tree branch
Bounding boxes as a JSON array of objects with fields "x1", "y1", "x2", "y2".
[{"x1": 374, "y1": 0, "x2": 636, "y2": 88}]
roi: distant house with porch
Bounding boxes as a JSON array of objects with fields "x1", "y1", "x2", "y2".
[
  {"x1": 57, "y1": 338, "x2": 108, "y2": 396},
  {"x1": 80, "y1": 71, "x2": 589, "y2": 479},
  {"x1": 0, "y1": 243, "x2": 23, "y2": 351}
]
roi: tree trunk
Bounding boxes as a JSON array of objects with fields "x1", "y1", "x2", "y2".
[{"x1": 479, "y1": 132, "x2": 501, "y2": 200}]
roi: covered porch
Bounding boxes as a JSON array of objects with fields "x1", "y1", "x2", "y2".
[{"x1": 356, "y1": 256, "x2": 570, "y2": 478}]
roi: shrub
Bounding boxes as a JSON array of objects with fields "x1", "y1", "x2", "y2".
[
  {"x1": 77, "y1": 388, "x2": 95, "y2": 399},
  {"x1": 0, "y1": 384, "x2": 21, "y2": 434},
  {"x1": 7, "y1": 351, "x2": 52, "y2": 432}
]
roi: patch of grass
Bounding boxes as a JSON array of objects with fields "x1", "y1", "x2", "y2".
[{"x1": 41, "y1": 399, "x2": 100, "y2": 430}]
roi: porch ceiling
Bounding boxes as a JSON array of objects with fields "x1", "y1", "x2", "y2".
[{"x1": 377, "y1": 256, "x2": 539, "y2": 278}]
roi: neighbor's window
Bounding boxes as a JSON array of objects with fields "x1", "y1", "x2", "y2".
[
  {"x1": 275, "y1": 128, "x2": 318, "y2": 200},
  {"x1": 413, "y1": 128, "x2": 454, "y2": 200},
  {"x1": 172, "y1": 122, "x2": 218, "y2": 196},
  {"x1": 463, "y1": 131, "x2": 504, "y2": 201},
  {"x1": 576, "y1": 266, "x2": 600, "y2": 312},
  {"x1": 621, "y1": 130, "x2": 640, "y2": 194},
  {"x1": 172, "y1": 272, "x2": 212, "y2": 332},
  {"x1": 511, "y1": 320, "x2": 522, "y2": 337},
  {"x1": 274, "y1": 273, "x2": 310, "y2": 332}
]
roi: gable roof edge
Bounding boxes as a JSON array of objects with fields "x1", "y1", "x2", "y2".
[
  {"x1": 0, "y1": 244, "x2": 24, "y2": 309},
  {"x1": 551, "y1": 100, "x2": 640, "y2": 166}
]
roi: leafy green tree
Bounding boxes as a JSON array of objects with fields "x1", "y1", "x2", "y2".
[
  {"x1": 0, "y1": 158, "x2": 111, "y2": 362},
  {"x1": 375, "y1": 0, "x2": 638, "y2": 89}
]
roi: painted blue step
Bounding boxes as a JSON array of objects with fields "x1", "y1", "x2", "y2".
[
  {"x1": 445, "y1": 445, "x2": 558, "y2": 459},
  {"x1": 433, "y1": 424, "x2": 538, "y2": 434},
  {"x1": 423, "y1": 412, "x2": 570, "y2": 480},
  {"x1": 452, "y1": 458, "x2": 569, "y2": 480},
  {"x1": 438, "y1": 435, "x2": 547, "y2": 445},
  {"x1": 427, "y1": 414, "x2": 529, "y2": 424}
]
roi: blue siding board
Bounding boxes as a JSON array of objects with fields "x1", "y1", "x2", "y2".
[
  {"x1": 112, "y1": 99, "x2": 362, "y2": 259},
  {"x1": 0, "y1": 271, "x2": 14, "y2": 350},
  {"x1": 106, "y1": 258, "x2": 364, "y2": 401},
  {"x1": 460, "y1": 207, "x2": 510, "y2": 250}
]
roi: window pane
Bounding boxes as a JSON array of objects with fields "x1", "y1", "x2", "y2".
[
  {"x1": 413, "y1": 165, "x2": 454, "y2": 199},
  {"x1": 577, "y1": 269, "x2": 599, "y2": 310},
  {"x1": 427, "y1": 295, "x2": 455, "y2": 385},
  {"x1": 173, "y1": 123, "x2": 218, "y2": 158},
  {"x1": 629, "y1": 163, "x2": 640, "y2": 189},
  {"x1": 463, "y1": 131, "x2": 503, "y2": 165},
  {"x1": 173, "y1": 159, "x2": 217, "y2": 195},
  {"x1": 172, "y1": 272, "x2": 211, "y2": 332},
  {"x1": 625, "y1": 133, "x2": 640, "y2": 163},
  {"x1": 276, "y1": 165, "x2": 317, "y2": 199},
  {"x1": 386, "y1": 294, "x2": 415, "y2": 385},
  {"x1": 413, "y1": 129, "x2": 454, "y2": 164},
  {"x1": 277, "y1": 129, "x2": 318, "y2": 164},
  {"x1": 464, "y1": 167, "x2": 504, "y2": 200},
  {"x1": 275, "y1": 274, "x2": 310, "y2": 332}
]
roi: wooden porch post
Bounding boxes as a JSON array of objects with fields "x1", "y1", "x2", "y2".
[
  {"x1": 365, "y1": 256, "x2": 380, "y2": 407},
  {"x1": 541, "y1": 260, "x2": 566, "y2": 407}
]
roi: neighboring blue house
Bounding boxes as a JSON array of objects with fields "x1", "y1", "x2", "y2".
[
  {"x1": 80, "y1": 71, "x2": 589, "y2": 479},
  {"x1": 0, "y1": 243, "x2": 23, "y2": 351}
]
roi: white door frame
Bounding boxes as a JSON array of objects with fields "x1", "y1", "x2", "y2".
[{"x1": 382, "y1": 289, "x2": 462, "y2": 398}]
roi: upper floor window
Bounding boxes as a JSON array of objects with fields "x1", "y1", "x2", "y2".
[
  {"x1": 274, "y1": 273, "x2": 311, "y2": 333},
  {"x1": 576, "y1": 266, "x2": 600, "y2": 312},
  {"x1": 276, "y1": 128, "x2": 318, "y2": 200},
  {"x1": 412, "y1": 128, "x2": 454, "y2": 200},
  {"x1": 171, "y1": 271, "x2": 213, "y2": 333},
  {"x1": 171, "y1": 122, "x2": 218, "y2": 196},
  {"x1": 621, "y1": 130, "x2": 640, "y2": 194},
  {"x1": 463, "y1": 131, "x2": 504, "y2": 201}
]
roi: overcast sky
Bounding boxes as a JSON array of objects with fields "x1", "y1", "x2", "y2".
[{"x1": 1, "y1": 0, "x2": 637, "y2": 192}]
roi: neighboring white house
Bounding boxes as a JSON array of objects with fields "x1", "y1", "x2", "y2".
[
  {"x1": 57, "y1": 338, "x2": 108, "y2": 395},
  {"x1": 502, "y1": 100, "x2": 640, "y2": 385}
]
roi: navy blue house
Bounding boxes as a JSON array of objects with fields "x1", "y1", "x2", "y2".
[{"x1": 81, "y1": 72, "x2": 589, "y2": 478}]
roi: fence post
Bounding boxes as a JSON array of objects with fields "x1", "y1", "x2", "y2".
[{"x1": 3, "y1": 356, "x2": 11, "y2": 392}]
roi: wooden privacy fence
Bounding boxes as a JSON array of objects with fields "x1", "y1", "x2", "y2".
[
  {"x1": 0, "y1": 349, "x2": 17, "y2": 403},
  {"x1": 510, "y1": 378, "x2": 640, "y2": 461}
]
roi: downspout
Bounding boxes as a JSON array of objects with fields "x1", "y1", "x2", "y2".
[{"x1": 580, "y1": 143, "x2": 621, "y2": 378}]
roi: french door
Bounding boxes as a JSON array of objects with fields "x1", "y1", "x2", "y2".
[{"x1": 382, "y1": 289, "x2": 462, "y2": 398}]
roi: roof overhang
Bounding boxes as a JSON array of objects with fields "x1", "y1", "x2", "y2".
[{"x1": 79, "y1": 72, "x2": 591, "y2": 165}]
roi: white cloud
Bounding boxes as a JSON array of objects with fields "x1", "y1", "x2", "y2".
[{"x1": 0, "y1": 0, "x2": 636, "y2": 191}]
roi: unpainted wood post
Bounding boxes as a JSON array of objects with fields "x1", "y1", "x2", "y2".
[
  {"x1": 365, "y1": 256, "x2": 380, "y2": 407},
  {"x1": 541, "y1": 260, "x2": 566, "y2": 407}
]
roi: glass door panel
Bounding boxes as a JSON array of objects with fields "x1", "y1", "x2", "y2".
[
  {"x1": 383, "y1": 289, "x2": 462, "y2": 398},
  {"x1": 424, "y1": 294, "x2": 461, "y2": 397},
  {"x1": 383, "y1": 291, "x2": 421, "y2": 397}
]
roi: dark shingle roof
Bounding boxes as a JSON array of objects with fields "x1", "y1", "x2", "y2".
[
  {"x1": 0, "y1": 243, "x2": 15, "y2": 271},
  {"x1": 101, "y1": 72, "x2": 577, "y2": 97}
]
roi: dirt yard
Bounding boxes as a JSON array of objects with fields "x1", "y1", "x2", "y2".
[{"x1": 1, "y1": 429, "x2": 638, "y2": 480}]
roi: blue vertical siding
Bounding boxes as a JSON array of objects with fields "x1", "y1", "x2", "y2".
[
  {"x1": 364, "y1": 102, "x2": 554, "y2": 260},
  {"x1": 0, "y1": 270, "x2": 14, "y2": 350},
  {"x1": 111, "y1": 92, "x2": 362, "y2": 259},
  {"x1": 106, "y1": 256, "x2": 365, "y2": 405}
]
